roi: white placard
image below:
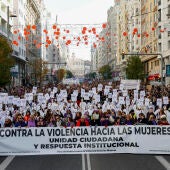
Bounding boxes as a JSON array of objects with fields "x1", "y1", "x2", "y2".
[
  {"x1": 163, "y1": 97, "x2": 169, "y2": 105},
  {"x1": 157, "y1": 98, "x2": 162, "y2": 108},
  {"x1": 94, "y1": 94, "x2": 100, "y2": 103},
  {"x1": 119, "y1": 96, "x2": 125, "y2": 104},
  {"x1": 71, "y1": 94, "x2": 77, "y2": 102},
  {"x1": 32, "y1": 86, "x2": 37, "y2": 94},
  {"x1": 83, "y1": 93, "x2": 90, "y2": 101}
]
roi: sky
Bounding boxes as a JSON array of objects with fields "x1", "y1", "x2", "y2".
[{"x1": 45, "y1": 0, "x2": 114, "y2": 60}]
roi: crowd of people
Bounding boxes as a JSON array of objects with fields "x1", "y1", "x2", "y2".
[{"x1": 0, "y1": 81, "x2": 170, "y2": 128}]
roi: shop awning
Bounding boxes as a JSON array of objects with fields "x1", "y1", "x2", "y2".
[{"x1": 148, "y1": 73, "x2": 160, "y2": 80}]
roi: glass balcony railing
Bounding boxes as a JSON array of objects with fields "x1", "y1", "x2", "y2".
[{"x1": 158, "y1": 1, "x2": 161, "y2": 6}]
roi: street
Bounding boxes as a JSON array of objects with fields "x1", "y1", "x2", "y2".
[{"x1": 0, "y1": 154, "x2": 170, "y2": 170}]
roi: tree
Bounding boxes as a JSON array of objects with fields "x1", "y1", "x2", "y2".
[
  {"x1": 99, "y1": 65, "x2": 112, "y2": 80},
  {"x1": 0, "y1": 36, "x2": 14, "y2": 87},
  {"x1": 65, "y1": 70, "x2": 74, "y2": 78},
  {"x1": 55, "y1": 69, "x2": 66, "y2": 82},
  {"x1": 29, "y1": 58, "x2": 48, "y2": 85},
  {"x1": 126, "y1": 55, "x2": 144, "y2": 80},
  {"x1": 85, "y1": 72, "x2": 96, "y2": 79}
]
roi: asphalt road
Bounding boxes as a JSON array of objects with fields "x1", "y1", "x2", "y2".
[{"x1": 0, "y1": 154, "x2": 170, "y2": 170}]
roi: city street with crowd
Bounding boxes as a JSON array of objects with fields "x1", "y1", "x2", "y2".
[{"x1": 0, "y1": 80, "x2": 170, "y2": 128}]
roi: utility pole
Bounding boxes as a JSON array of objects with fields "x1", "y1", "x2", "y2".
[{"x1": 121, "y1": 53, "x2": 164, "y2": 86}]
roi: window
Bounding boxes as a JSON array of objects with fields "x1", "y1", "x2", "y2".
[
  {"x1": 19, "y1": 48, "x2": 21, "y2": 56},
  {"x1": 168, "y1": 31, "x2": 170, "y2": 37},
  {"x1": 168, "y1": 40, "x2": 170, "y2": 49},
  {"x1": 158, "y1": 9, "x2": 161, "y2": 21},
  {"x1": 158, "y1": 43, "x2": 162, "y2": 52},
  {"x1": 168, "y1": 5, "x2": 170, "y2": 15}
]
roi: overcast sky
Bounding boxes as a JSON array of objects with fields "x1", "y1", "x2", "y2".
[{"x1": 45, "y1": 0, "x2": 114, "y2": 60}]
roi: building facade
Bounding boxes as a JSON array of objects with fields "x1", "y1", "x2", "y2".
[
  {"x1": 12, "y1": 0, "x2": 27, "y2": 86},
  {"x1": 68, "y1": 53, "x2": 87, "y2": 78},
  {"x1": 25, "y1": 0, "x2": 42, "y2": 85},
  {"x1": 158, "y1": 0, "x2": 170, "y2": 85},
  {"x1": 141, "y1": 0, "x2": 159, "y2": 84}
]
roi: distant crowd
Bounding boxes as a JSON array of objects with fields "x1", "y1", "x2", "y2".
[{"x1": 0, "y1": 81, "x2": 170, "y2": 128}]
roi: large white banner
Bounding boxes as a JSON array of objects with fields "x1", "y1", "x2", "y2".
[
  {"x1": 120, "y1": 79, "x2": 141, "y2": 90},
  {"x1": 0, "y1": 126, "x2": 170, "y2": 155}
]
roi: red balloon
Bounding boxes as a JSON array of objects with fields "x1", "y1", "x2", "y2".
[
  {"x1": 123, "y1": 32, "x2": 127, "y2": 36},
  {"x1": 12, "y1": 40, "x2": 17, "y2": 44},
  {"x1": 13, "y1": 30, "x2": 18, "y2": 34},
  {"x1": 83, "y1": 27, "x2": 87, "y2": 31},
  {"x1": 32, "y1": 25, "x2": 36, "y2": 30},
  {"x1": 24, "y1": 31, "x2": 27, "y2": 36},
  {"x1": 43, "y1": 29, "x2": 48, "y2": 34},
  {"x1": 56, "y1": 31, "x2": 60, "y2": 35},
  {"x1": 133, "y1": 28, "x2": 138, "y2": 32},
  {"x1": 102, "y1": 23, "x2": 107, "y2": 28},
  {"x1": 82, "y1": 30, "x2": 86, "y2": 34},
  {"x1": 93, "y1": 43, "x2": 97, "y2": 48},
  {"x1": 52, "y1": 25, "x2": 57, "y2": 29},
  {"x1": 101, "y1": 37, "x2": 105, "y2": 41},
  {"x1": 27, "y1": 25, "x2": 31, "y2": 30},
  {"x1": 92, "y1": 27, "x2": 96, "y2": 32},
  {"x1": 145, "y1": 33, "x2": 149, "y2": 37},
  {"x1": 66, "y1": 40, "x2": 71, "y2": 44},
  {"x1": 132, "y1": 31, "x2": 136, "y2": 35}
]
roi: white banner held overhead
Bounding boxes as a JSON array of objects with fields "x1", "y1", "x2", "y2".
[
  {"x1": 0, "y1": 126, "x2": 170, "y2": 155},
  {"x1": 120, "y1": 80, "x2": 140, "y2": 90}
]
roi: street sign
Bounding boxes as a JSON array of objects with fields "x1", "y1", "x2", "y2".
[{"x1": 166, "y1": 65, "x2": 170, "y2": 77}]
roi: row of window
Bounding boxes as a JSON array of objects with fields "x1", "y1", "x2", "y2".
[{"x1": 19, "y1": 47, "x2": 26, "y2": 57}]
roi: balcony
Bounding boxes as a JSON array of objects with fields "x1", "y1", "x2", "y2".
[
  {"x1": 0, "y1": 26, "x2": 7, "y2": 36},
  {"x1": 158, "y1": 34, "x2": 161, "y2": 39},
  {"x1": 158, "y1": 0, "x2": 161, "y2": 6}
]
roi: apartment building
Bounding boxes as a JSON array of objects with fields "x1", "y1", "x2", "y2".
[
  {"x1": 97, "y1": 29, "x2": 107, "y2": 69},
  {"x1": 25, "y1": 0, "x2": 42, "y2": 84},
  {"x1": 141, "y1": 0, "x2": 159, "y2": 83},
  {"x1": 127, "y1": 0, "x2": 141, "y2": 53},
  {"x1": 158, "y1": 0, "x2": 170, "y2": 85},
  {"x1": 12, "y1": 0, "x2": 27, "y2": 86},
  {"x1": 0, "y1": 0, "x2": 13, "y2": 38},
  {"x1": 107, "y1": 6, "x2": 115, "y2": 70},
  {"x1": 116, "y1": 0, "x2": 130, "y2": 79}
]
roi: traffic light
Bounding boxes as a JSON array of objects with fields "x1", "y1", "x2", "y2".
[{"x1": 122, "y1": 51, "x2": 125, "y2": 60}]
